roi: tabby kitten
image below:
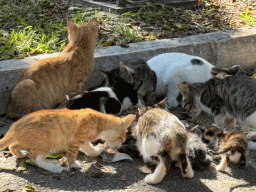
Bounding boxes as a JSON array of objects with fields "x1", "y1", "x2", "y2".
[
  {"x1": 200, "y1": 124, "x2": 248, "y2": 171},
  {"x1": 132, "y1": 99, "x2": 194, "y2": 184},
  {"x1": 177, "y1": 74, "x2": 256, "y2": 130},
  {"x1": 0, "y1": 108, "x2": 136, "y2": 173},
  {"x1": 100, "y1": 60, "x2": 157, "y2": 106},
  {"x1": 7, "y1": 18, "x2": 98, "y2": 119}
]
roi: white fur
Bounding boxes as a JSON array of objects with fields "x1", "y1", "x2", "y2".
[
  {"x1": 35, "y1": 155, "x2": 65, "y2": 173},
  {"x1": 141, "y1": 135, "x2": 162, "y2": 162},
  {"x1": 72, "y1": 93, "x2": 83, "y2": 100},
  {"x1": 80, "y1": 142, "x2": 104, "y2": 156},
  {"x1": 69, "y1": 160, "x2": 81, "y2": 168},
  {"x1": 147, "y1": 53, "x2": 213, "y2": 107},
  {"x1": 93, "y1": 87, "x2": 119, "y2": 101},
  {"x1": 120, "y1": 97, "x2": 133, "y2": 112},
  {"x1": 229, "y1": 152, "x2": 241, "y2": 164},
  {"x1": 245, "y1": 111, "x2": 256, "y2": 128},
  {"x1": 144, "y1": 156, "x2": 167, "y2": 184}
]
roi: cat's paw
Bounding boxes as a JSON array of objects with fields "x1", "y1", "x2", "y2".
[
  {"x1": 94, "y1": 145, "x2": 104, "y2": 156},
  {"x1": 19, "y1": 150, "x2": 29, "y2": 158},
  {"x1": 144, "y1": 174, "x2": 162, "y2": 184},
  {"x1": 182, "y1": 168, "x2": 194, "y2": 178},
  {"x1": 216, "y1": 164, "x2": 226, "y2": 171},
  {"x1": 69, "y1": 160, "x2": 81, "y2": 169}
]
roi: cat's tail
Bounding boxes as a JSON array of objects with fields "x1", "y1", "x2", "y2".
[{"x1": 0, "y1": 131, "x2": 14, "y2": 151}]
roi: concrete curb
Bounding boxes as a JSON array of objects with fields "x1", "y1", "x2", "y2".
[{"x1": 1, "y1": 27, "x2": 256, "y2": 115}]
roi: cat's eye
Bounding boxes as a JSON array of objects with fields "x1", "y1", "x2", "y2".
[{"x1": 205, "y1": 131, "x2": 214, "y2": 137}]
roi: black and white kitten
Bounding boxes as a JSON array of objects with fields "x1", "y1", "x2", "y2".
[{"x1": 55, "y1": 76, "x2": 138, "y2": 115}]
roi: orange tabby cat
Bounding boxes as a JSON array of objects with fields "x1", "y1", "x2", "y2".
[
  {"x1": 0, "y1": 108, "x2": 135, "y2": 173},
  {"x1": 7, "y1": 18, "x2": 98, "y2": 119}
]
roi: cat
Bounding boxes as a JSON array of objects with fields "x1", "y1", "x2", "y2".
[
  {"x1": 100, "y1": 59, "x2": 157, "y2": 106},
  {"x1": 132, "y1": 98, "x2": 194, "y2": 184},
  {"x1": 0, "y1": 108, "x2": 136, "y2": 173},
  {"x1": 177, "y1": 73, "x2": 256, "y2": 131},
  {"x1": 186, "y1": 125, "x2": 213, "y2": 170},
  {"x1": 99, "y1": 70, "x2": 139, "y2": 112},
  {"x1": 198, "y1": 124, "x2": 248, "y2": 171},
  {"x1": 146, "y1": 52, "x2": 241, "y2": 108},
  {"x1": 7, "y1": 18, "x2": 98, "y2": 119},
  {"x1": 54, "y1": 76, "x2": 138, "y2": 115}
]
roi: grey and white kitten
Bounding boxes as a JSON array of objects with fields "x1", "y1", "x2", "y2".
[
  {"x1": 132, "y1": 99, "x2": 194, "y2": 184},
  {"x1": 177, "y1": 74, "x2": 256, "y2": 131}
]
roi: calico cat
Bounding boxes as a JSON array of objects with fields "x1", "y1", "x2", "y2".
[
  {"x1": 132, "y1": 98, "x2": 194, "y2": 184},
  {"x1": 199, "y1": 124, "x2": 248, "y2": 171},
  {"x1": 187, "y1": 126, "x2": 213, "y2": 170},
  {"x1": 146, "y1": 52, "x2": 241, "y2": 108},
  {"x1": 0, "y1": 108, "x2": 136, "y2": 173},
  {"x1": 55, "y1": 76, "x2": 138, "y2": 115},
  {"x1": 100, "y1": 60, "x2": 157, "y2": 106},
  {"x1": 177, "y1": 74, "x2": 256, "y2": 130},
  {"x1": 7, "y1": 18, "x2": 98, "y2": 119}
]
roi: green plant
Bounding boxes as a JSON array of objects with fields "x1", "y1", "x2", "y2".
[{"x1": 239, "y1": 8, "x2": 255, "y2": 25}]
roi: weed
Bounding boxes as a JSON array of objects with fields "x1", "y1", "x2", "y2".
[{"x1": 239, "y1": 8, "x2": 255, "y2": 25}]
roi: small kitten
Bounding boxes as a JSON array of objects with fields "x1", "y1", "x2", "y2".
[
  {"x1": 147, "y1": 52, "x2": 240, "y2": 108},
  {"x1": 187, "y1": 126, "x2": 213, "y2": 170},
  {"x1": 100, "y1": 60, "x2": 157, "y2": 106},
  {"x1": 7, "y1": 18, "x2": 98, "y2": 119},
  {"x1": 132, "y1": 98, "x2": 194, "y2": 184},
  {"x1": 177, "y1": 74, "x2": 256, "y2": 130},
  {"x1": 200, "y1": 124, "x2": 248, "y2": 171},
  {"x1": 55, "y1": 76, "x2": 137, "y2": 115},
  {"x1": 0, "y1": 108, "x2": 136, "y2": 173}
]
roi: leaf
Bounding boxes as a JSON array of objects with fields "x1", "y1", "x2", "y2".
[
  {"x1": 22, "y1": 185, "x2": 35, "y2": 192},
  {"x1": 174, "y1": 23, "x2": 189, "y2": 31},
  {"x1": 103, "y1": 41, "x2": 114, "y2": 47},
  {"x1": 46, "y1": 151, "x2": 65, "y2": 159},
  {"x1": 0, "y1": 122, "x2": 6, "y2": 127},
  {"x1": 161, "y1": 25, "x2": 171, "y2": 30},
  {"x1": 221, "y1": 180, "x2": 239, "y2": 185}
]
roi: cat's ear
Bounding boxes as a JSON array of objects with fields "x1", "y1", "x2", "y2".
[
  {"x1": 176, "y1": 83, "x2": 189, "y2": 96},
  {"x1": 122, "y1": 114, "x2": 136, "y2": 128},
  {"x1": 99, "y1": 69, "x2": 110, "y2": 86},
  {"x1": 85, "y1": 17, "x2": 98, "y2": 31},
  {"x1": 138, "y1": 107, "x2": 147, "y2": 116},
  {"x1": 154, "y1": 98, "x2": 167, "y2": 109},
  {"x1": 67, "y1": 18, "x2": 78, "y2": 42},
  {"x1": 228, "y1": 65, "x2": 241, "y2": 75}
]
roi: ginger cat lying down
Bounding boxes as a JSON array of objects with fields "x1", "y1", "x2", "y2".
[
  {"x1": 7, "y1": 17, "x2": 98, "y2": 119},
  {"x1": 0, "y1": 108, "x2": 136, "y2": 173}
]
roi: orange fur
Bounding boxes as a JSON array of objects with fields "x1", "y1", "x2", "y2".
[
  {"x1": 7, "y1": 18, "x2": 98, "y2": 119},
  {"x1": 0, "y1": 108, "x2": 135, "y2": 173}
]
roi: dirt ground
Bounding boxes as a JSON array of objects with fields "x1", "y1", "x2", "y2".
[{"x1": 1, "y1": 111, "x2": 256, "y2": 192}]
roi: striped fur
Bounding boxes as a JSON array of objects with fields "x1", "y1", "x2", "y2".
[
  {"x1": 177, "y1": 74, "x2": 256, "y2": 130},
  {"x1": 7, "y1": 18, "x2": 98, "y2": 119}
]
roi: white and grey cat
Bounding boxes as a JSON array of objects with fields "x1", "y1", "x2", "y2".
[
  {"x1": 147, "y1": 52, "x2": 240, "y2": 108},
  {"x1": 132, "y1": 99, "x2": 194, "y2": 184}
]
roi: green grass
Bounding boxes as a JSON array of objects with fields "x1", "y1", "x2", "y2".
[
  {"x1": 239, "y1": 7, "x2": 256, "y2": 25},
  {"x1": 0, "y1": 0, "x2": 255, "y2": 60}
]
